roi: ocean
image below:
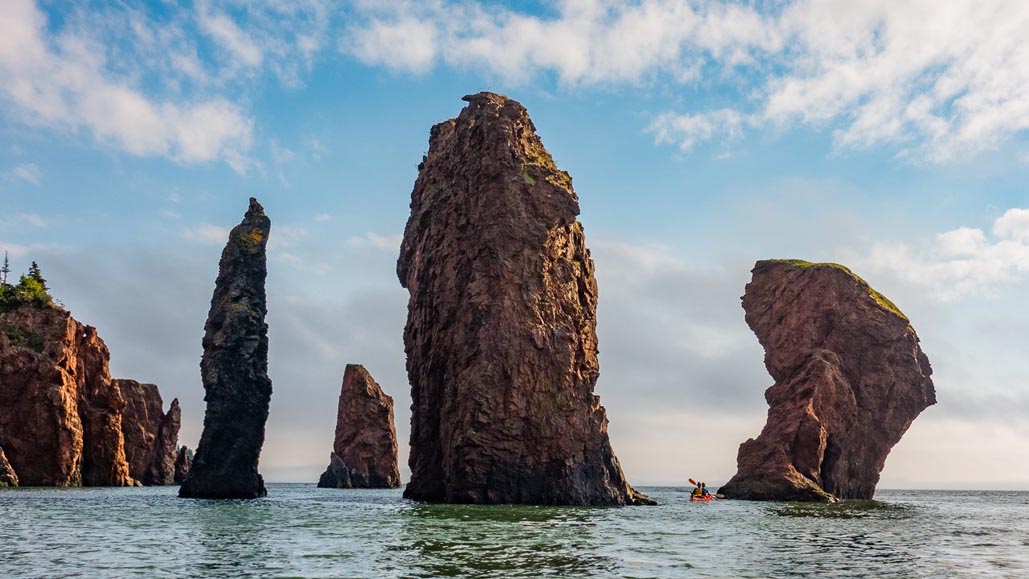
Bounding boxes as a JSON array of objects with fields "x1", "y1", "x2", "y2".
[{"x1": 1, "y1": 485, "x2": 1026, "y2": 578}]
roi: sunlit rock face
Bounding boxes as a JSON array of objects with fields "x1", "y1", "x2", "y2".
[
  {"x1": 117, "y1": 379, "x2": 180, "y2": 485},
  {"x1": 719, "y1": 259, "x2": 937, "y2": 502},
  {"x1": 180, "y1": 198, "x2": 272, "y2": 499},
  {"x1": 398, "y1": 92, "x2": 651, "y2": 506}
]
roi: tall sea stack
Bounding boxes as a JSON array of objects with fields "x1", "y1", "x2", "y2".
[
  {"x1": 317, "y1": 364, "x2": 401, "y2": 489},
  {"x1": 180, "y1": 198, "x2": 272, "y2": 499},
  {"x1": 719, "y1": 260, "x2": 936, "y2": 502},
  {"x1": 397, "y1": 92, "x2": 651, "y2": 505}
]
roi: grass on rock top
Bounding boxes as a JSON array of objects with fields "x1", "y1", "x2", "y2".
[{"x1": 769, "y1": 259, "x2": 909, "y2": 322}]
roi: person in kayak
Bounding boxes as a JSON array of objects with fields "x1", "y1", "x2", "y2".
[
  {"x1": 701, "y1": 482, "x2": 711, "y2": 497},
  {"x1": 692, "y1": 483, "x2": 704, "y2": 497}
]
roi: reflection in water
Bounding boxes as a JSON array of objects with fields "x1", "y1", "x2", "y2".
[
  {"x1": 388, "y1": 503, "x2": 614, "y2": 578},
  {"x1": 1, "y1": 486, "x2": 1027, "y2": 578}
]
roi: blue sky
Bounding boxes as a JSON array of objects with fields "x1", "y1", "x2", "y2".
[{"x1": 2, "y1": 0, "x2": 1028, "y2": 488}]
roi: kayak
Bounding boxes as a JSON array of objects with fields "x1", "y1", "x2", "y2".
[{"x1": 690, "y1": 495, "x2": 714, "y2": 502}]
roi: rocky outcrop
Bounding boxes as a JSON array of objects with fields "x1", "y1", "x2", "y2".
[
  {"x1": 317, "y1": 364, "x2": 400, "y2": 489},
  {"x1": 174, "y1": 446, "x2": 192, "y2": 484},
  {"x1": 0, "y1": 446, "x2": 17, "y2": 487},
  {"x1": 180, "y1": 198, "x2": 272, "y2": 499},
  {"x1": 397, "y1": 92, "x2": 651, "y2": 505},
  {"x1": 0, "y1": 303, "x2": 134, "y2": 486},
  {"x1": 118, "y1": 379, "x2": 180, "y2": 485},
  {"x1": 719, "y1": 260, "x2": 937, "y2": 502}
]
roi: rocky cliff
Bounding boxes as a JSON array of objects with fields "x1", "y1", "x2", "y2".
[
  {"x1": 180, "y1": 197, "x2": 272, "y2": 499},
  {"x1": 397, "y1": 92, "x2": 651, "y2": 505},
  {"x1": 0, "y1": 303, "x2": 134, "y2": 486},
  {"x1": 0, "y1": 446, "x2": 17, "y2": 487},
  {"x1": 118, "y1": 379, "x2": 181, "y2": 485},
  {"x1": 719, "y1": 260, "x2": 937, "y2": 502},
  {"x1": 317, "y1": 364, "x2": 400, "y2": 489}
]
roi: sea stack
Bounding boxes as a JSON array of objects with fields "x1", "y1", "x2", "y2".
[
  {"x1": 0, "y1": 304, "x2": 135, "y2": 486},
  {"x1": 719, "y1": 260, "x2": 936, "y2": 502},
  {"x1": 397, "y1": 92, "x2": 651, "y2": 505},
  {"x1": 173, "y1": 446, "x2": 193, "y2": 484},
  {"x1": 179, "y1": 198, "x2": 272, "y2": 499},
  {"x1": 317, "y1": 364, "x2": 401, "y2": 489},
  {"x1": 117, "y1": 379, "x2": 181, "y2": 485}
]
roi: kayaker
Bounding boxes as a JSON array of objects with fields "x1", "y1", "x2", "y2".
[
  {"x1": 701, "y1": 482, "x2": 711, "y2": 497},
  {"x1": 692, "y1": 483, "x2": 703, "y2": 497}
]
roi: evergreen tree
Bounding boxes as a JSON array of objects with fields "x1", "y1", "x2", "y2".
[{"x1": 1, "y1": 251, "x2": 9, "y2": 286}]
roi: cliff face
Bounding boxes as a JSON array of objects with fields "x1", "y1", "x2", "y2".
[
  {"x1": 118, "y1": 379, "x2": 180, "y2": 485},
  {"x1": 180, "y1": 197, "x2": 272, "y2": 499},
  {"x1": 317, "y1": 364, "x2": 400, "y2": 489},
  {"x1": 0, "y1": 446, "x2": 17, "y2": 487},
  {"x1": 719, "y1": 260, "x2": 937, "y2": 502},
  {"x1": 397, "y1": 92, "x2": 650, "y2": 505},
  {"x1": 0, "y1": 304, "x2": 133, "y2": 486}
]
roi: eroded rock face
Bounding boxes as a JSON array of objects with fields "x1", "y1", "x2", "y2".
[
  {"x1": 118, "y1": 379, "x2": 180, "y2": 485},
  {"x1": 180, "y1": 198, "x2": 272, "y2": 499},
  {"x1": 719, "y1": 260, "x2": 937, "y2": 502},
  {"x1": 0, "y1": 304, "x2": 134, "y2": 486},
  {"x1": 397, "y1": 92, "x2": 650, "y2": 505},
  {"x1": 0, "y1": 446, "x2": 17, "y2": 487},
  {"x1": 174, "y1": 446, "x2": 192, "y2": 485},
  {"x1": 317, "y1": 364, "x2": 400, "y2": 489}
]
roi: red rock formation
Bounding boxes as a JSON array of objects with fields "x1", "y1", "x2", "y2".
[
  {"x1": 174, "y1": 446, "x2": 192, "y2": 484},
  {"x1": 180, "y1": 198, "x2": 272, "y2": 499},
  {"x1": 317, "y1": 364, "x2": 400, "y2": 489},
  {"x1": 0, "y1": 446, "x2": 17, "y2": 487},
  {"x1": 118, "y1": 379, "x2": 181, "y2": 485},
  {"x1": 719, "y1": 260, "x2": 937, "y2": 502},
  {"x1": 397, "y1": 92, "x2": 651, "y2": 505},
  {"x1": 0, "y1": 303, "x2": 133, "y2": 486}
]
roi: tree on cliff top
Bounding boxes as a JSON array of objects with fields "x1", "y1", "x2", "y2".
[{"x1": 0, "y1": 260, "x2": 53, "y2": 312}]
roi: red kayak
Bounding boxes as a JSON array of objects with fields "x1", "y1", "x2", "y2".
[{"x1": 690, "y1": 495, "x2": 714, "y2": 502}]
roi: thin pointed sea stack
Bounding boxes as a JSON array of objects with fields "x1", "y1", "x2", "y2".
[
  {"x1": 317, "y1": 364, "x2": 401, "y2": 489},
  {"x1": 397, "y1": 92, "x2": 651, "y2": 505},
  {"x1": 719, "y1": 259, "x2": 936, "y2": 502},
  {"x1": 180, "y1": 198, "x2": 272, "y2": 499}
]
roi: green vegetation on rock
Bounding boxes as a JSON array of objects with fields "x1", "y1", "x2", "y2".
[
  {"x1": 768, "y1": 258, "x2": 909, "y2": 321},
  {"x1": 0, "y1": 258, "x2": 54, "y2": 313}
]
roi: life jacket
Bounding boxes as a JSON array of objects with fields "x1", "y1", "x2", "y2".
[{"x1": 692, "y1": 486, "x2": 703, "y2": 496}]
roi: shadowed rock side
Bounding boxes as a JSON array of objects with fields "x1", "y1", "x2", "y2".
[
  {"x1": 0, "y1": 447, "x2": 17, "y2": 487},
  {"x1": 318, "y1": 364, "x2": 400, "y2": 489},
  {"x1": 719, "y1": 260, "x2": 937, "y2": 502},
  {"x1": 0, "y1": 304, "x2": 134, "y2": 486},
  {"x1": 118, "y1": 379, "x2": 180, "y2": 485},
  {"x1": 174, "y1": 446, "x2": 193, "y2": 484},
  {"x1": 179, "y1": 198, "x2": 272, "y2": 499},
  {"x1": 397, "y1": 92, "x2": 651, "y2": 505}
]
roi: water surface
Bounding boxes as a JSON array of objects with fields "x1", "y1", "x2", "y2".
[{"x1": 1, "y1": 485, "x2": 1026, "y2": 578}]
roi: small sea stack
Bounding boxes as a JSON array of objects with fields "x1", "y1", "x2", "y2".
[
  {"x1": 397, "y1": 92, "x2": 651, "y2": 505},
  {"x1": 179, "y1": 198, "x2": 272, "y2": 499},
  {"x1": 117, "y1": 379, "x2": 181, "y2": 485},
  {"x1": 173, "y1": 446, "x2": 193, "y2": 485},
  {"x1": 719, "y1": 259, "x2": 937, "y2": 502},
  {"x1": 317, "y1": 364, "x2": 401, "y2": 489}
]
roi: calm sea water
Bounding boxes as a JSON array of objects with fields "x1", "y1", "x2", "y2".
[{"x1": 1, "y1": 485, "x2": 1026, "y2": 578}]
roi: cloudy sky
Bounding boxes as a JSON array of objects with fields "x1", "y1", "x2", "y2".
[{"x1": 2, "y1": 0, "x2": 1027, "y2": 489}]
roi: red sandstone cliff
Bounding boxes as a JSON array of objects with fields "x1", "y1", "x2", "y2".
[{"x1": 118, "y1": 379, "x2": 181, "y2": 485}]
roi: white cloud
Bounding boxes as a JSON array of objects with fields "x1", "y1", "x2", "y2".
[
  {"x1": 6, "y1": 163, "x2": 42, "y2": 185},
  {"x1": 345, "y1": 232, "x2": 403, "y2": 252},
  {"x1": 314, "y1": 213, "x2": 331, "y2": 222},
  {"x1": 0, "y1": 0, "x2": 253, "y2": 170},
  {"x1": 199, "y1": 10, "x2": 263, "y2": 68},
  {"x1": 858, "y1": 207, "x2": 1029, "y2": 301},
  {"x1": 343, "y1": 0, "x2": 1029, "y2": 162},
  {"x1": 18, "y1": 213, "x2": 48, "y2": 228},
  {"x1": 182, "y1": 224, "x2": 230, "y2": 244}
]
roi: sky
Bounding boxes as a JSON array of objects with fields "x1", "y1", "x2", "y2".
[{"x1": 1, "y1": 0, "x2": 1027, "y2": 489}]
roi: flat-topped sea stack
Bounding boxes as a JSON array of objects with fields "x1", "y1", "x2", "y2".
[
  {"x1": 0, "y1": 303, "x2": 135, "y2": 486},
  {"x1": 180, "y1": 198, "x2": 272, "y2": 499},
  {"x1": 397, "y1": 92, "x2": 651, "y2": 505},
  {"x1": 317, "y1": 364, "x2": 401, "y2": 489},
  {"x1": 117, "y1": 379, "x2": 181, "y2": 485},
  {"x1": 719, "y1": 259, "x2": 936, "y2": 502}
]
